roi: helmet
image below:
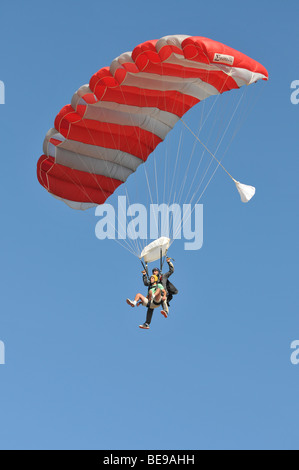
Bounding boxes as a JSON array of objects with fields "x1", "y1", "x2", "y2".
[{"x1": 152, "y1": 267, "x2": 160, "y2": 274}]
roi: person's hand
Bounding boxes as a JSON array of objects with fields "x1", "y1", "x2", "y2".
[
  {"x1": 166, "y1": 257, "x2": 171, "y2": 263},
  {"x1": 142, "y1": 270, "x2": 146, "y2": 275}
]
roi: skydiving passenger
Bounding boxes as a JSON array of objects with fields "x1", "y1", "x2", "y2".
[
  {"x1": 142, "y1": 258, "x2": 178, "y2": 318},
  {"x1": 126, "y1": 275, "x2": 167, "y2": 329}
]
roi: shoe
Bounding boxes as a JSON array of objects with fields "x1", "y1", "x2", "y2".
[
  {"x1": 161, "y1": 310, "x2": 168, "y2": 318},
  {"x1": 139, "y1": 323, "x2": 150, "y2": 329},
  {"x1": 126, "y1": 298, "x2": 135, "y2": 307}
]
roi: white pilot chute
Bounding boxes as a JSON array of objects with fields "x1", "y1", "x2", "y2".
[
  {"x1": 180, "y1": 119, "x2": 257, "y2": 204},
  {"x1": 234, "y1": 181, "x2": 256, "y2": 203}
]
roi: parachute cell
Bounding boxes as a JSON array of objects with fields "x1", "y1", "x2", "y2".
[{"x1": 37, "y1": 35, "x2": 268, "y2": 210}]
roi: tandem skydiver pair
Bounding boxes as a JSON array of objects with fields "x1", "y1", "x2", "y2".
[{"x1": 126, "y1": 257, "x2": 178, "y2": 330}]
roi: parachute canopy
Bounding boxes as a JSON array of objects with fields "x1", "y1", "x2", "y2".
[
  {"x1": 37, "y1": 35, "x2": 268, "y2": 210},
  {"x1": 140, "y1": 237, "x2": 171, "y2": 263}
]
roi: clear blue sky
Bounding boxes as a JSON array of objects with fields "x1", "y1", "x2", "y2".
[{"x1": 0, "y1": 0, "x2": 298, "y2": 450}]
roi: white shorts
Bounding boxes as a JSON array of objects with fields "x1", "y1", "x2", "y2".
[{"x1": 142, "y1": 298, "x2": 161, "y2": 310}]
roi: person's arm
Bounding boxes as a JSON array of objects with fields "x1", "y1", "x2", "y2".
[
  {"x1": 142, "y1": 271, "x2": 150, "y2": 286},
  {"x1": 163, "y1": 258, "x2": 174, "y2": 280}
]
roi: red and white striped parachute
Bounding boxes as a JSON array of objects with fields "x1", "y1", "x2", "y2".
[{"x1": 37, "y1": 35, "x2": 268, "y2": 210}]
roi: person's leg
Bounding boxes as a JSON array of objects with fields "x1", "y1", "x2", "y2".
[
  {"x1": 153, "y1": 288, "x2": 162, "y2": 303},
  {"x1": 161, "y1": 300, "x2": 168, "y2": 318},
  {"x1": 161, "y1": 299, "x2": 168, "y2": 314},
  {"x1": 139, "y1": 308, "x2": 153, "y2": 329},
  {"x1": 148, "y1": 290, "x2": 153, "y2": 303},
  {"x1": 146, "y1": 308, "x2": 154, "y2": 325},
  {"x1": 160, "y1": 290, "x2": 169, "y2": 318},
  {"x1": 127, "y1": 293, "x2": 147, "y2": 307},
  {"x1": 135, "y1": 293, "x2": 147, "y2": 304},
  {"x1": 167, "y1": 293, "x2": 173, "y2": 305},
  {"x1": 167, "y1": 284, "x2": 178, "y2": 306}
]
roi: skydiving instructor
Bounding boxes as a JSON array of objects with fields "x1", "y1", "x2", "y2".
[{"x1": 142, "y1": 257, "x2": 178, "y2": 317}]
